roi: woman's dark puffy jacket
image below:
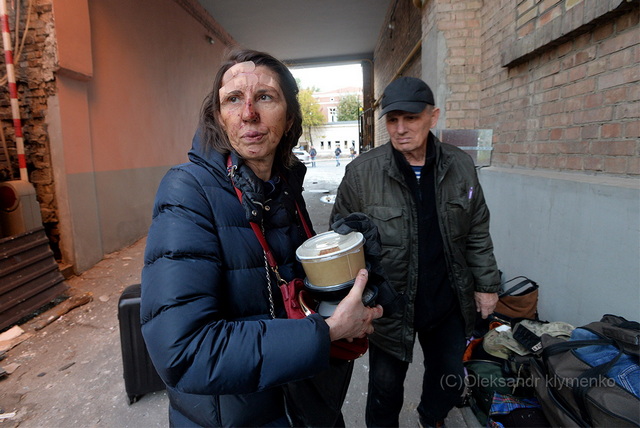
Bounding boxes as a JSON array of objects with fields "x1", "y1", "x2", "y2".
[{"x1": 140, "y1": 134, "x2": 331, "y2": 426}]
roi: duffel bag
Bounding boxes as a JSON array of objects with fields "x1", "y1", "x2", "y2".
[{"x1": 530, "y1": 314, "x2": 640, "y2": 427}]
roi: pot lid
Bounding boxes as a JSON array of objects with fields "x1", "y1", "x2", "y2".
[{"x1": 296, "y1": 231, "x2": 364, "y2": 260}]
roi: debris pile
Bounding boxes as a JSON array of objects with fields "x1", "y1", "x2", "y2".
[{"x1": 0, "y1": 287, "x2": 92, "y2": 422}]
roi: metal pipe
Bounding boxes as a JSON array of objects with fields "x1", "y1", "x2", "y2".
[{"x1": 0, "y1": 0, "x2": 27, "y2": 181}]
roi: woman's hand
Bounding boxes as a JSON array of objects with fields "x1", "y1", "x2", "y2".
[{"x1": 325, "y1": 269, "x2": 383, "y2": 342}]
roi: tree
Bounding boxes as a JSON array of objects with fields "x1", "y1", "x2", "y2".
[
  {"x1": 337, "y1": 94, "x2": 362, "y2": 121},
  {"x1": 298, "y1": 88, "x2": 325, "y2": 145}
]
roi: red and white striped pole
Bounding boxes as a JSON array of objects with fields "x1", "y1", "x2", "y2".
[{"x1": 0, "y1": 0, "x2": 27, "y2": 181}]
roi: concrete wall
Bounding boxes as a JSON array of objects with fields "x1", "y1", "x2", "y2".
[
  {"x1": 49, "y1": 0, "x2": 229, "y2": 272},
  {"x1": 480, "y1": 167, "x2": 640, "y2": 326}
]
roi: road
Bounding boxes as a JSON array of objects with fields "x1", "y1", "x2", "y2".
[{"x1": 301, "y1": 157, "x2": 348, "y2": 232}]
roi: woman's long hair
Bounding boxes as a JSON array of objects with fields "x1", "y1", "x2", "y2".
[{"x1": 199, "y1": 48, "x2": 302, "y2": 169}]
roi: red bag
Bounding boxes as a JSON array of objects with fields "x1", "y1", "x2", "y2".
[
  {"x1": 278, "y1": 278, "x2": 309, "y2": 320},
  {"x1": 279, "y1": 278, "x2": 368, "y2": 360},
  {"x1": 329, "y1": 337, "x2": 368, "y2": 360}
]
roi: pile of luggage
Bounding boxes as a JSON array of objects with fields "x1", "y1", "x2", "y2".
[{"x1": 463, "y1": 276, "x2": 640, "y2": 427}]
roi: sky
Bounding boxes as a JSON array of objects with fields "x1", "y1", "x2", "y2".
[{"x1": 289, "y1": 63, "x2": 363, "y2": 92}]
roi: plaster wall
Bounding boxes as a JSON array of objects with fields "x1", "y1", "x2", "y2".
[
  {"x1": 49, "y1": 79, "x2": 102, "y2": 269},
  {"x1": 50, "y1": 0, "x2": 226, "y2": 272},
  {"x1": 480, "y1": 167, "x2": 640, "y2": 325}
]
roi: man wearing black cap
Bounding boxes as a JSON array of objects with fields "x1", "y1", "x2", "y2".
[{"x1": 331, "y1": 77, "x2": 501, "y2": 427}]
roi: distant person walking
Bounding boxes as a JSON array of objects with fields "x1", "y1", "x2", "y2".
[
  {"x1": 309, "y1": 146, "x2": 317, "y2": 167},
  {"x1": 335, "y1": 146, "x2": 342, "y2": 166},
  {"x1": 350, "y1": 146, "x2": 356, "y2": 160}
]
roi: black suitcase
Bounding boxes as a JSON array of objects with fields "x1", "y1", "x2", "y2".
[{"x1": 118, "y1": 283, "x2": 165, "y2": 404}]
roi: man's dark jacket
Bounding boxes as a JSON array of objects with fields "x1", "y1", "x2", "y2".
[
  {"x1": 141, "y1": 134, "x2": 331, "y2": 426},
  {"x1": 332, "y1": 135, "x2": 500, "y2": 362}
]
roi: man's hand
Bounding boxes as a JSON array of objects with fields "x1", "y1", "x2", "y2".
[
  {"x1": 474, "y1": 292, "x2": 498, "y2": 319},
  {"x1": 331, "y1": 213, "x2": 383, "y2": 261},
  {"x1": 325, "y1": 269, "x2": 383, "y2": 341}
]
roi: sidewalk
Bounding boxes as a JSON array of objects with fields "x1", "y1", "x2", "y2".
[{"x1": 0, "y1": 188, "x2": 481, "y2": 427}]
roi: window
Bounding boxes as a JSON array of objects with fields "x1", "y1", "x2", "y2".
[{"x1": 329, "y1": 107, "x2": 337, "y2": 123}]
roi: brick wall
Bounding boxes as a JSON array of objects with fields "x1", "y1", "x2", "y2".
[
  {"x1": 372, "y1": 0, "x2": 422, "y2": 147},
  {"x1": 423, "y1": 0, "x2": 483, "y2": 130},
  {"x1": 373, "y1": 0, "x2": 486, "y2": 145},
  {"x1": 0, "y1": 1, "x2": 60, "y2": 256},
  {"x1": 372, "y1": 0, "x2": 638, "y2": 175},
  {"x1": 482, "y1": 0, "x2": 639, "y2": 175}
]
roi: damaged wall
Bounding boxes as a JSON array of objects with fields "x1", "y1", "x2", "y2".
[{"x1": 0, "y1": 1, "x2": 60, "y2": 256}]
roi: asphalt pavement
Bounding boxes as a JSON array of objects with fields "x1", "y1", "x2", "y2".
[{"x1": 0, "y1": 156, "x2": 480, "y2": 427}]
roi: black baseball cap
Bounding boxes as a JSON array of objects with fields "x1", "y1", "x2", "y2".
[{"x1": 379, "y1": 77, "x2": 435, "y2": 118}]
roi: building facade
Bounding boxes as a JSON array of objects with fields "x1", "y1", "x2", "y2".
[
  {"x1": 0, "y1": 0, "x2": 637, "y2": 327},
  {"x1": 312, "y1": 87, "x2": 362, "y2": 123},
  {"x1": 306, "y1": 121, "x2": 360, "y2": 157},
  {"x1": 301, "y1": 87, "x2": 362, "y2": 156}
]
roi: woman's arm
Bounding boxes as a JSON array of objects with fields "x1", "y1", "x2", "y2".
[{"x1": 141, "y1": 167, "x2": 331, "y2": 395}]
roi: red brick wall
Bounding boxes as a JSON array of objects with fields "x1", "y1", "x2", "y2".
[
  {"x1": 481, "y1": 1, "x2": 639, "y2": 175},
  {"x1": 372, "y1": 0, "x2": 638, "y2": 175},
  {"x1": 373, "y1": 0, "x2": 422, "y2": 147},
  {"x1": 424, "y1": 0, "x2": 483, "y2": 130}
]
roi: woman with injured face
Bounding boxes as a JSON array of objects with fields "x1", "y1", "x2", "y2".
[{"x1": 140, "y1": 49, "x2": 382, "y2": 427}]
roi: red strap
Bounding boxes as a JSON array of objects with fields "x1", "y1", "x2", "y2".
[
  {"x1": 298, "y1": 203, "x2": 313, "y2": 239},
  {"x1": 227, "y1": 155, "x2": 312, "y2": 269}
]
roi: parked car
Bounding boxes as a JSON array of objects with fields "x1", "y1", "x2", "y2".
[{"x1": 292, "y1": 148, "x2": 311, "y2": 165}]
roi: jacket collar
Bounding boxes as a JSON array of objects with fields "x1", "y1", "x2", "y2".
[
  {"x1": 187, "y1": 130, "x2": 235, "y2": 181},
  {"x1": 384, "y1": 132, "x2": 455, "y2": 186},
  {"x1": 432, "y1": 134, "x2": 454, "y2": 183},
  {"x1": 386, "y1": 131, "x2": 447, "y2": 170},
  {"x1": 187, "y1": 130, "x2": 307, "y2": 223}
]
